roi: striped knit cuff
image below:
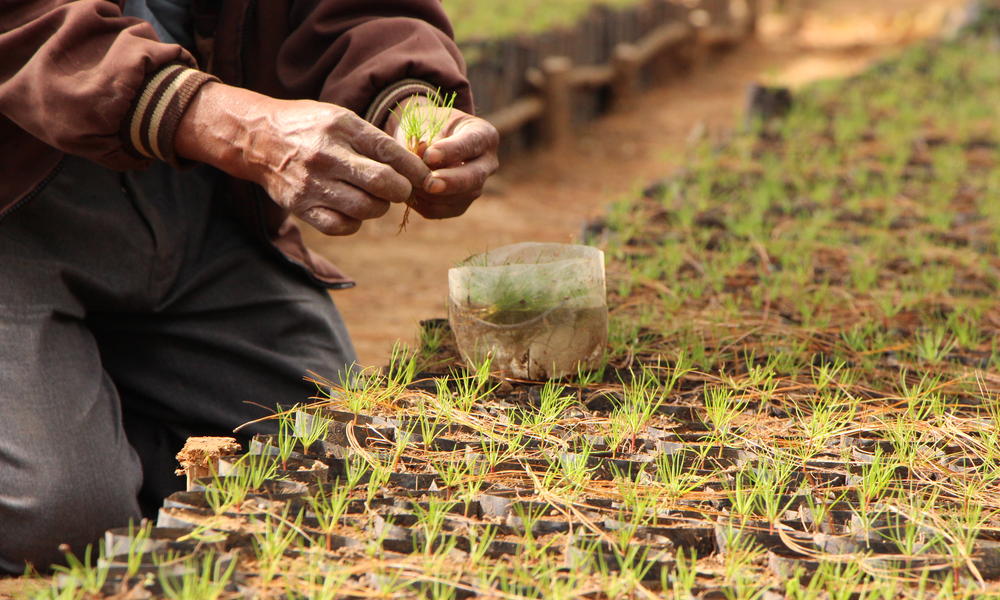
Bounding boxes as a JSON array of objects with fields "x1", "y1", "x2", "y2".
[
  {"x1": 364, "y1": 78, "x2": 442, "y2": 130},
  {"x1": 125, "y1": 64, "x2": 218, "y2": 165}
]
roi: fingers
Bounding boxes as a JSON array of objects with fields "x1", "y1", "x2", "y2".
[
  {"x1": 350, "y1": 120, "x2": 432, "y2": 189},
  {"x1": 339, "y1": 151, "x2": 414, "y2": 204},
  {"x1": 295, "y1": 181, "x2": 390, "y2": 236},
  {"x1": 410, "y1": 190, "x2": 478, "y2": 220},
  {"x1": 299, "y1": 206, "x2": 362, "y2": 236},
  {"x1": 422, "y1": 118, "x2": 499, "y2": 169},
  {"x1": 424, "y1": 153, "x2": 499, "y2": 196}
]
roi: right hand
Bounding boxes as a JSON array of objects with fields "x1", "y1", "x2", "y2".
[{"x1": 176, "y1": 82, "x2": 431, "y2": 235}]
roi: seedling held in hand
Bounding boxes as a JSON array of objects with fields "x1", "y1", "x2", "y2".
[{"x1": 393, "y1": 89, "x2": 457, "y2": 231}]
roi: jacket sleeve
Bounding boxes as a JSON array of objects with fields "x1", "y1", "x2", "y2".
[
  {"x1": 280, "y1": 0, "x2": 474, "y2": 129},
  {"x1": 0, "y1": 1, "x2": 217, "y2": 169}
]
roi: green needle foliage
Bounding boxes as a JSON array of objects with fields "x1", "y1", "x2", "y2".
[
  {"x1": 158, "y1": 552, "x2": 235, "y2": 600},
  {"x1": 394, "y1": 89, "x2": 456, "y2": 230},
  {"x1": 394, "y1": 89, "x2": 456, "y2": 156}
]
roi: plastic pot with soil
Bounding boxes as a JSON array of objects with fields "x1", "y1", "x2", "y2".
[{"x1": 448, "y1": 242, "x2": 608, "y2": 380}]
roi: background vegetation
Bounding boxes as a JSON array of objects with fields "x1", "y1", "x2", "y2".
[{"x1": 446, "y1": 0, "x2": 646, "y2": 42}]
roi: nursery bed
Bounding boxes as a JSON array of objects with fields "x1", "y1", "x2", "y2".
[{"x1": 34, "y1": 9, "x2": 1000, "y2": 600}]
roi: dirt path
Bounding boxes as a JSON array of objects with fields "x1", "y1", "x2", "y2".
[{"x1": 306, "y1": 0, "x2": 969, "y2": 368}]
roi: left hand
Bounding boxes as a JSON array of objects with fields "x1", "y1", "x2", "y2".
[{"x1": 389, "y1": 99, "x2": 500, "y2": 219}]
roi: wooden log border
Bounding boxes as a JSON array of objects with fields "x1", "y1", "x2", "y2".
[{"x1": 461, "y1": 0, "x2": 760, "y2": 152}]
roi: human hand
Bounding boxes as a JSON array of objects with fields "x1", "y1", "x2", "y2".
[
  {"x1": 176, "y1": 82, "x2": 431, "y2": 235},
  {"x1": 388, "y1": 98, "x2": 499, "y2": 219}
]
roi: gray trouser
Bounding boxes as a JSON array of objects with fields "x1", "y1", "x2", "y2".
[{"x1": 0, "y1": 156, "x2": 356, "y2": 573}]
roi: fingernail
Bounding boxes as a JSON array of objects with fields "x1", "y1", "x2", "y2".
[
  {"x1": 426, "y1": 177, "x2": 446, "y2": 194},
  {"x1": 424, "y1": 148, "x2": 444, "y2": 166}
]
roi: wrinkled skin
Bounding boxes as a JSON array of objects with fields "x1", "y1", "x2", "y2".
[
  {"x1": 387, "y1": 96, "x2": 500, "y2": 220},
  {"x1": 176, "y1": 82, "x2": 498, "y2": 234}
]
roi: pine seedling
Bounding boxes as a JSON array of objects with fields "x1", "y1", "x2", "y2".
[
  {"x1": 203, "y1": 462, "x2": 267, "y2": 516},
  {"x1": 335, "y1": 366, "x2": 386, "y2": 415},
  {"x1": 433, "y1": 458, "x2": 472, "y2": 497},
  {"x1": 411, "y1": 499, "x2": 456, "y2": 554},
  {"x1": 251, "y1": 511, "x2": 306, "y2": 586},
  {"x1": 364, "y1": 460, "x2": 391, "y2": 508},
  {"x1": 385, "y1": 341, "x2": 418, "y2": 392},
  {"x1": 603, "y1": 543, "x2": 654, "y2": 593},
  {"x1": 856, "y1": 448, "x2": 897, "y2": 516},
  {"x1": 811, "y1": 357, "x2": 848, "y2": 392},
  {"x1": 911, "y1": 325, "x2": 957, "y2": 364},
  {"x1": 556, "y1": 451, "x2": 596, "y2": 498},
  {"x1": 726, "y1": 470, "x2": 761, "y2": 523},
  {"x1": 784, "y1": 566, "x2": 825, "y2": 600},
  {"x1": 308, "y1": 484, "x2": 352, "y2": 551},
  {"x1": 51, "y1": 542, "x2": 109, "y2": 596},
  {"x1": 536, "y1": 381, "x2": 576, "y2": 428},
  {"x1": 365, "y1": 513, "x2": 393, "y2": 559},
  {"x1": 654, "y1": 448, "x2": 708, "y2": 499},
  {"x1": 392, "y1": 89, "x2": 457, "y2": 231},
  {"x1": 342, "y1": 454, "x2": 368, "y2": 490},
  {"x1": 746, "y1": 458, "x2": 796, "y2": 528},
  {"x1": 719, "y1": 526, "x2": 763, "y2": 582},
  {"x1": 292, "y1": 555, "x2": 351, "y2": 600},
  {"x1": 238, "y1": 451, "x2": 281, "y2": 489},
  {"x1": 703, "y1": 385, "x2": 747, "y2": 444},
  {"x1": 666, "y1": 548, "x2": 699, "y2": 598},
  {"x1": 275, "y1": 414, "x2": 297, "y2": 471},
  {"x1": 124, "y1": 520, "x2": 153, "y2": 580},
  {"x1": 795, "y1": 393, "x2": 854, "y2": 457},
  {"x1": 576, "y1": 361, "x2": 608, "y2": 387},
  {"x1": 418, "y1": 321, "x2": 447, "y2": 362},
  {"x1": 466, "y1": 525, "x2": 498, "y2": 565},
  {"x1": 512, "y1": 502, "x2": 548, "y2": 542},
  {"x1": 514, "y1": 380, "x2": 575, "y2": 441},
  {"x1": 294, "y1": 404, "x2": 330, "y2": 455},
  {"x1": 608, "y1": 365, "x2": 667, "y2": 454},
  {"x1": 158, "y1": 551, "x2": 235, "y2": 600},
  {"x1": 478, "y1": 436, "x2": 507, "y2": 473},
  {"x1": 455, "y1": 469, "x2": 485, "y2": 503},
  {"x1": 438, "y1": 356, "x2": 494, "y2": 415}
]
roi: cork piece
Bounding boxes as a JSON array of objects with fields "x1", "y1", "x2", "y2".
[{"x1": 174, "y1": 436, "x2": 242, "y2": 489}]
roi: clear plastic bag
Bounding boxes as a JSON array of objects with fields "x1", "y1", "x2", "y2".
[{"x1": 448, "y1": 243, "x2": 608, "y2": 379}]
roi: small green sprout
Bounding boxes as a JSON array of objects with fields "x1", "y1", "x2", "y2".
[
  {"x1": 158, "y1": 551, "x2": 235, "y2": 600},
  {"x1": 392, "y1": 89, "x2": 457, "y2": 230}
]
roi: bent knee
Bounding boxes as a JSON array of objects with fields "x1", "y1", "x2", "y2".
[{"x1": 0, "y1": 457, "x2": 141, "y2": 572}]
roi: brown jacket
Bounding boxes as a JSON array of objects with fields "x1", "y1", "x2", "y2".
[{"x1": 0, "y1": 0, "x2": 474, "y2": 287}]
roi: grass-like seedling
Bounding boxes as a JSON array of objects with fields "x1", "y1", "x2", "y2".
[
  {"x1": 393, "y1": 89, "x2": 456, "y2": 231},
  {"x1": 158, "y1": 552, "x2": 235, "y2": 600},
  {"x1": 293, "y1": 404, "x2": 329, "y2": 454},
  {"x1": 307, "y1": 484, "x2": 351, "y2": 551},
  {"x1": 608, "y1": 365, "x2": 668, "y2": 454},
  {"x1": 123, "y1": 520, "x2": 152, "y2": 580},
  {"x1": 203, "y1": 452, "x2": 280, "y2": 514},
  {"x1": 411, "y1": 499, "x2": 456, "y2": 554},
  {"x1": 251, "y1": 511, "x2": 307, "y2": 587},
  {"x1": 274, "y1": 415, "x2": 297, "y2": 471},
  {"x1": 50, "y1": 543, "x2": 108, "y2": 597},
  {"x1": 702, "y1": 385, "x2": 747, "y2": 444}
]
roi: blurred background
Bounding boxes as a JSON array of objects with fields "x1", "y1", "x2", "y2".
[{"x1": 303, "y1": 0, "x2": 977, "y2": 367}]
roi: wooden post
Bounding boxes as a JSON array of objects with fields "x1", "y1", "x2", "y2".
[
  {"x1": 611, "y1": 43, "x2": 641, "y2": 112},
  {"x1": 540, "y1": 56, "x2": 572, "y2": 150},
  {"x1": 742, "y1": 0, "x2": 760, "y2": 35}
]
